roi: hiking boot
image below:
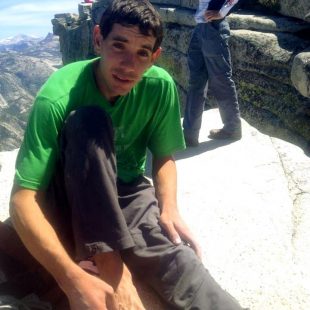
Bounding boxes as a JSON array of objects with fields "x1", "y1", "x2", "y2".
[
  {"x1": 208, "y1": 128, "x2": 242, "y2": 140},
  {"x1": 184, "y1": 135, "x2": 199, "y2": 147}
]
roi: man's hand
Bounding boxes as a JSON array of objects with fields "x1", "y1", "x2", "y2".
[
  {"x1": 63, "y1": 269, "x2": 118, "y2": 310},
  {"x1": 152, "y1": 155, "x2": 202, "y2": 259},
  {"x1": 204, "y1": 10, "x2": 222, "y2": 22},
  {"x1": 160, "y1": 208, "x2": 202, "y2": 259},
  {"x1": 10, "y1": 187, "x2": 117, "y2": 309}
]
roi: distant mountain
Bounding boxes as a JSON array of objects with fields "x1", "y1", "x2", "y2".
[
  {"x1": 0, "y1": 34, "x2": 62, "y2": 151},
  {"x1": 0, "y1": 34, "x2": 41, "y2": 47},
  {"x1": 0, "y1": 33, "x2": 61, "y2": 64}
]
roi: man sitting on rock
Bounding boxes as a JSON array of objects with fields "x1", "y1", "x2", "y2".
[{"x1": 9, "y1": 0, "x2": 243, "y2": 309}]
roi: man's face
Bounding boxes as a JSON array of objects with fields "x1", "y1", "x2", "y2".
[{"x1": 93, "y1": 23, "x2": 161, "y2": 102}]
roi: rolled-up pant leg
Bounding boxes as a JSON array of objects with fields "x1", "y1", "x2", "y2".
[
  {"x1": 45, "y1": 106, "x2": 135, "y2": 261},
  {"x1": 119, "y1": 177, "x2": 243, "y2": 310}
]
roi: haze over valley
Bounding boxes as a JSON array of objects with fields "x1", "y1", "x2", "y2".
[{"x1": 0, "y1": 33, "x2": 61, "y2": 151}]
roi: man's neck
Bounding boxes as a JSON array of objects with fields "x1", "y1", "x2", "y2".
[{"x1": 92, "y1": 60, "x2": 119, "y2": 104}]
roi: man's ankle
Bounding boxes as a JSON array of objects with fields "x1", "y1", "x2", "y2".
[{"x1": 94, "y1": 251, "x2": 124, "y2": 290}]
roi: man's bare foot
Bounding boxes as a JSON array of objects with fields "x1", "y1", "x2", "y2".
[
  {"x1": 94, "y1": 251, "x2": 145, "y2": 310},
  {"x1": 115, "y1": 264, "x2": 145, "y2": 310}
]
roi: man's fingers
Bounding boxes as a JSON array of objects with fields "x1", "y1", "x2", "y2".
[
  {"x1": 204, "y1": 10, "x2": 221, "y2": 22},
  {"x1": 160, "y1": 219, "x2": 182, "y2": 244},
  {"x1": 169, "y1": 226, "x2": 182, "y2": 245},
  {"x1": 177, "y1": 228, "x2": 202, "y2": 260},
  {"x1": 205, "y1": 12, "x2": 216, "y2": 18},
  {"x1": 160, "y1": 214, "x2": 202, "y2": 259}
]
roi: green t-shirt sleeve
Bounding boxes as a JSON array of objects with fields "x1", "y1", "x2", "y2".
[
  {"x1": 147, "y1": 78, "x2": 185, "y2": 157},
  {"x1": 14, "y1": 96, "x2": 63, "y2": 190}
]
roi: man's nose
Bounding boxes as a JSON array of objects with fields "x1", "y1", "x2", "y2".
[{"x1": 120, "y1": 53, "x2": 136, "y2": 71}]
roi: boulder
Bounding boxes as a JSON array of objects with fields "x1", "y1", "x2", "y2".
[
  {"x1": 78, "y1": 3, "x2": 92, "y2": 20},
  {"x1": 291, "y1": 50, "x2": 310, "y2": 98},
  {"x1": 155, "y1": 6, "x2": 196, "y2": 27},
  {"x1": 258, "y1": 0, "x2": 310, "y2": 22},
  {"x1": 229, "y1": 29, "x2": 310, "y2": 142},
  {"x1": 52, "y1": 16, "x2": 95, "y2": 65},
  {"x1": 228, "y1": 11, "x2": 310, "y2": 33}
]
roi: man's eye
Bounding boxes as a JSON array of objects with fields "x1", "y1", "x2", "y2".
[
  {"x1": 113, "y1": 43, "x2": 124, "y2": 50},
  {"x1": 138, "y1": 50, "x2": 150, "y2": 58}
]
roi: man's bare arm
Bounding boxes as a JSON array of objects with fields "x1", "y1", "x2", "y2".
[
  {"x1": 152, "y1": 156, "x2": 201, "y2": 258},
  {"x1": 10, "y1": 186, "x2": 117, "y2": 310}
]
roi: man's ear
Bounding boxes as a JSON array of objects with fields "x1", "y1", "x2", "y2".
[
  {"x1": 151, "y1": 47, "x2": 162, "y2": 63},
  {"x1": 93, "y1": 25, "x2": 102, "y2": 55}
]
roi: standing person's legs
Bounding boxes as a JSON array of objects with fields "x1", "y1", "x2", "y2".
[
  {"x1": 183, "y1": 24, "x2": 208, "y2": 145},
  {"x1": 119, "y1": 177, "x2": 243, "y2": 310},
  {"x1": 202, "y1": 20, "x2": 241, "y2": 137}
]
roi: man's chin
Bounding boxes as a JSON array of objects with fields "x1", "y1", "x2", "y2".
[{"x1": 113, "y1": 84, "x2": 135, "y2": 96}]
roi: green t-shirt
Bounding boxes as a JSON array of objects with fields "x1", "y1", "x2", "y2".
[{"x1": 14, "y1": 58, "x2": 185, "y2": 190}]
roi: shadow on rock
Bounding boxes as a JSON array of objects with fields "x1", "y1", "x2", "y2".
[{"x1": 175, "y1": 139, "x2": 236, "y2": 160}]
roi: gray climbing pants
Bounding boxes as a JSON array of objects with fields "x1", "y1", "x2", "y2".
[
  {"x1": 183, "y1": 20, "x2": 241, "y2": 140},
  {"x1": 45, "y1": 106, "x2": 243, "y2": 310}
]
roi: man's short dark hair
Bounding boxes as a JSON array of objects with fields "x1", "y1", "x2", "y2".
[{"x1": 99, "y1": 0, "x2": 163, "y2": 52}]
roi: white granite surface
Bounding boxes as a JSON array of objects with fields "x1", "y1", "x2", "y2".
[{"x1": 1, "y1": 109, "x2": 310, "y2": 309}]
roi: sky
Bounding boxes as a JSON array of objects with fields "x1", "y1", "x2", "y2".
[{"x1": 0, "y1": 0, "x2": 82, "y2": 40}]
